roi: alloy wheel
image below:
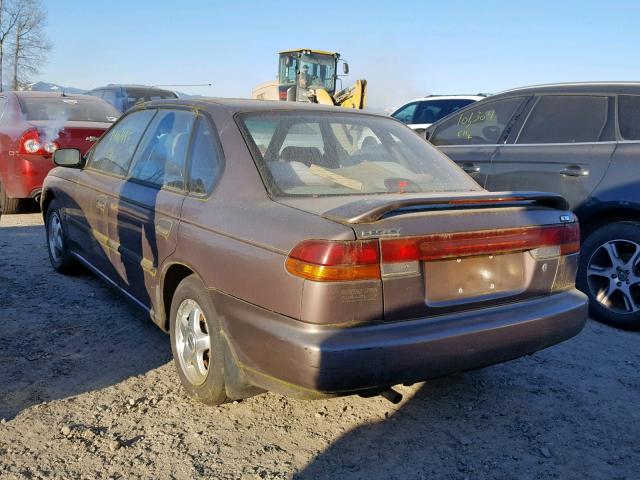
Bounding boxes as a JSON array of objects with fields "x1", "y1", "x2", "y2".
[
  {"x1": 175, "y1": 298, "x2": 211, "y2": 386},
  {"x1": 586, "y1": 239, "x2": 640, "y2": 314},
  {"x1": 48, "y1": 212, "x2": 64, "y2": 264}
]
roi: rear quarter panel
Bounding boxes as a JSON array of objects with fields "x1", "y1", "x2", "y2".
[{"x1": 577, "y1": 141, "x2": 640, "y2": 221}]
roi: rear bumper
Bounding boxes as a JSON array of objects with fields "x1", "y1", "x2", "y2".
[
  {"x1": 217, "y1": 289, "x2": 588, "y2": 398},
  {"x1": 0, "y1": 154, "x2": 53, "y2": 198}
]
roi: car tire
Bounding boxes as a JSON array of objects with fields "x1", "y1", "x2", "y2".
[
  {"x1": 45, "y1": 200, "x2": 78, "y2": 274},
  {"x1": 169, "y1": 274, "x2": 229, "y2": 405},
  {"x1": 577, "y1": 221, "x2": 640, "y2": 330},
  {"x1": 0, "y1": 180, "x2": 20, "y2": 214}
]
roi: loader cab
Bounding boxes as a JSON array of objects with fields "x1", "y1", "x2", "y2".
[{"x1": 278, "y1": 49, "x2": 342, "y2": 102}]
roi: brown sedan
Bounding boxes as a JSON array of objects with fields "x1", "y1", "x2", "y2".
[{"x1": 41, "y1": 99, "x2": 587, "y2": 405}]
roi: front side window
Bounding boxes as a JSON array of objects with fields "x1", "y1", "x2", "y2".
[
  {"x1": 618, "y1": 95, "x2": 640, "y2": 141},
  {"x1": 517, "y1": 95, "x2": 608, "y2": 144},
  {"x1": 391, "y1": 102, "x2": 417, "y2": 124},
  {"x1": 128, "y1": 109, "x2": 196, "y2": 189},
  {"x1": 188, "y1": 118, "x2": 223, "y2": 195},
  {"x1": 430, "y1": 97, "x2": 524, "y2": 146},
  {"x1": 239, "y1": 111, "x2": 480, "y2": 196},
  {"x1": 88, "y1": 109, "x2": 156, "y2": 176},
  {"x1": 279, "y1": 55, "x2": 298, "y2": 84}
]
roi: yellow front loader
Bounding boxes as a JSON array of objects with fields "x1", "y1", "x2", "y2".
[{"x1": 252, "y1": 49, "x2": 367, "y2": 109}]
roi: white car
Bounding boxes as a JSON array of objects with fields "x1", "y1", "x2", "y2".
[{"x1": 391, "y1": 95, "x2": 486, "y2": 133}]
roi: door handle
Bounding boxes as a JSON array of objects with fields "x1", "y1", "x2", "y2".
[
  {"x1": 560, "y1": 166, "x2": 589, "y2": 177},
  {"x1": 155, "y1": 219, "x2": 173, "y2": 238},
  {"x1": 461, "y1": 163, "x2": 480, "y2": 174},
  {"x1": 95, "y1": 196, "x2": 107, "y2": 212}
]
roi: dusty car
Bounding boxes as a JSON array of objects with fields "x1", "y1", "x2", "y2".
[
  {"x1": 0, "y1": 91, "x2": 119, "y2": 213},
  {"x1": 41, "y1": 99, "x2": 587, "y2": 405}
]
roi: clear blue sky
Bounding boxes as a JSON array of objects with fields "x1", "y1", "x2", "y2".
[{"x1": 42, "y1": 0, "x2": 640, "y2": 110}]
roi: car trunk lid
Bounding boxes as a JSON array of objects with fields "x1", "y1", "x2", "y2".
[
  {"x1": 30, "y1": 120, "x2": 111, "y2": 154},
  {"x1": 278, "y1": 192, "x2": 578, "y2": 321}
]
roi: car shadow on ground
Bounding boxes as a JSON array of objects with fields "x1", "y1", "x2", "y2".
[
  {"x1": 291, "y1": 356, "x2": 627, "y2": 480},
  {"x1": 0, "y1": 223, "x2": 171, "y2": 420}
]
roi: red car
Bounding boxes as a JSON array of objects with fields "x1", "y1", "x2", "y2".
[{"x1": 0, "y1": 91, "x2": 119, "y2": 213}]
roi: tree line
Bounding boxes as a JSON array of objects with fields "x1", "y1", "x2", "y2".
[{"x1": 0, "y1": 0, "x2": 50, "y2": 91}]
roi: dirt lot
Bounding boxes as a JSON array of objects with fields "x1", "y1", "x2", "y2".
[{"x1": 0, "y1": 213, "x2": 638, "y2": 480}]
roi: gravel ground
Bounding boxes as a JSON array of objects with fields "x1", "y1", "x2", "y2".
[{"x1": 0, "y1": 213, "x2": 638, "y2": 480}]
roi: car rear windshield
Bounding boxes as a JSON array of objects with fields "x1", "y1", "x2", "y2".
[
  {"x1": 238, "y1": 111, "x2": 481, "y2": 196},
  {"x1": 19, "y1": 96, "x2": 120, "y2": 122},
  {"x1": 124, "y1": 88, "x2": 178, "y2": 110}
]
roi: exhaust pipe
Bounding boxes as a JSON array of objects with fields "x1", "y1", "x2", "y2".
[
  {"x1": 34, "y1": 193, "x2": 41, "y2": 206},
  {"x1": 360, "y1": 387, "x2": 403, "y2": 404},
  {"x1": 380, "y1": 388, "x2": 403, "y2": 404}
]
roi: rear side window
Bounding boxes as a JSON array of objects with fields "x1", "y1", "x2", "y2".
[
  {"x1": 391, "y1": 102, "x2": 418, "y2": 124},
  {"x1": 430, "y1": 97, "x2": 524, "y2": 146},
  {"x1": 413, "y1": 99, "x2": 476, "y2": 125},
  {"x1": 188, "y1": 118, "x2": 223, "y2": 194},
  {"x1": 517, "y1": 95, "x2": 608, "y2": 144},
  {"x1": 618, "y1": 95, "x2": 640, "y2": 140},
  {"x1": 129, "y1": 109, "x2": 196, "y2": 189},
  {"x1": 88, "y1": 109, "x2": 156, "y2": 176}
]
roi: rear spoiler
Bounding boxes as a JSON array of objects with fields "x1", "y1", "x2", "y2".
[{"x1": 322, "y1": 192, "x2": 570, "y2": 224}]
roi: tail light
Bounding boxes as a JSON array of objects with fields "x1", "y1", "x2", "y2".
[
  {"x1": 278, "y1": 90, "x2": 288, "y2": 101},
  {"x1": 285, "y1": 239, "x2": 380, "y2": 281},
  {"x1": 18, "y1": 129, "x2": 58, "y2": 156},
  {"x1": 380, "y1": 223, "x2": 580, "y2": 263},
  {"x1": 286, "y1": 223, "x2": 579, "y2": 282}
]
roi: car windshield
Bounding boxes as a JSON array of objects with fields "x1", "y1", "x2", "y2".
[
  {"x1": 19, "y1": 96, "x2": 120, "y2": 122},
  {"x1": 298, "y1": 53, "x2": 336, "y2": 93},
  {"x1": 239, "y1": 111, "x2": 481, "y2": 196},
  {"x1": 279, "y1": 53, "x2": 337, "y2": 93}
]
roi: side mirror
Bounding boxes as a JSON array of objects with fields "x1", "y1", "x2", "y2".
[
  {"x1": 342, "y1": 62, "x2": 349, "y2": 75},
  {"x1": 54, "y1": 148, "x2": 84, "y2": 168},
  {"x1": 424, "y1": 130, "x2": 431, "y2": 141}
]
